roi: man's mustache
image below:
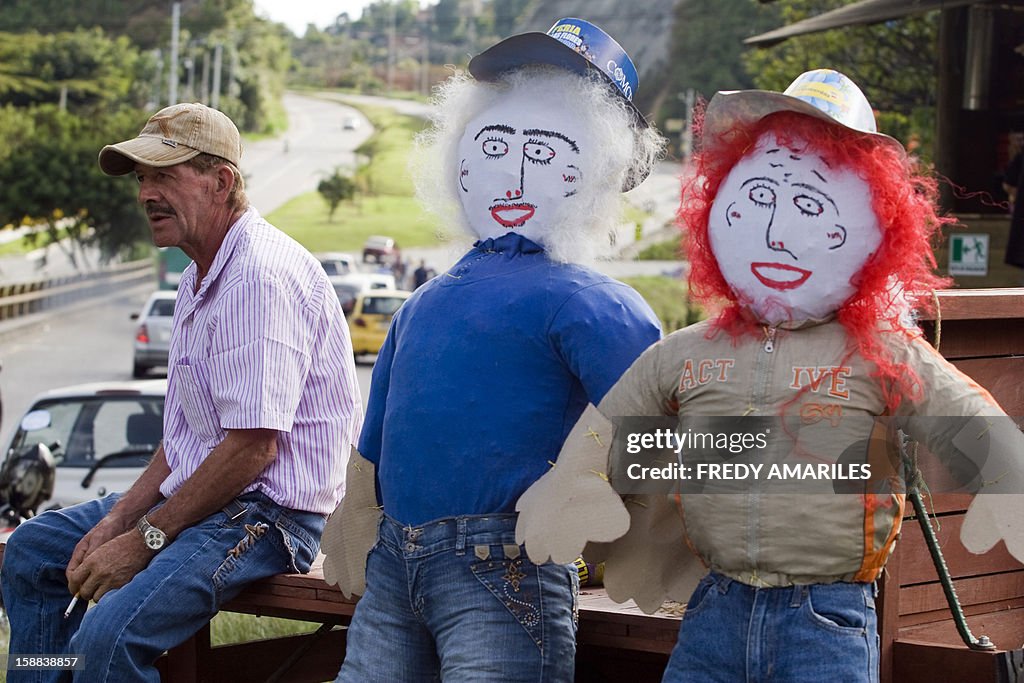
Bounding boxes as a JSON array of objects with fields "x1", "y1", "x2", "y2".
[{"x1": 144, "y1": 202, "x2": 175, "y2": 218}]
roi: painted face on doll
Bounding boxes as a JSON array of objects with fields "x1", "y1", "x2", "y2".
[
  {"x1": 708, "y1": 131, "x2": 882, "y2": 324},
  {"x1": 456, "y1": 96, "x2": 588, "y2": 244}
]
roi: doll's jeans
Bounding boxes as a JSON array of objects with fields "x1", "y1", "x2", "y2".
[
  {"x1": 1, "y1": 491, "x2": 324, "y2": 683},
  {"x1": 664, "y1": 571, "x2": 879, "y2": 683},
  {"x1": 336, "y1": 513, "x2": 579, "y2": 682}
]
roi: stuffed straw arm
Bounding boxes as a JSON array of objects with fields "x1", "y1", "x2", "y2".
[
  {"x1": 515, "y1": 404, "x2": 631, "y2": 564},
  {"x1": 321, "y1": 447, "x2": 383, "y2": 598}
]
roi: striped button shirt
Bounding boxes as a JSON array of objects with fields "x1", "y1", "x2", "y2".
[{"x1": 161, "y1": 207, "x2": 362, "y2": 514}]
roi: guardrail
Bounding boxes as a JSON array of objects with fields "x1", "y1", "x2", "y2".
[{"x1": 0, "y1": 259, "x2": 154, "y2": 321}]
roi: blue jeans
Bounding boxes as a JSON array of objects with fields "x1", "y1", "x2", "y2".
[
  {"x1": 0, "y1": 492, "x2": 325, "y2": 683},
  {"x1": 664, "y1": 572, "x2": 879, "y2": 683},
  {"x1": 337, "y1": 514, "x2": 579, "y2": 682}
]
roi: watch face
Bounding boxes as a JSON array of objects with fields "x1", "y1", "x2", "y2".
[{"x1": 144, "y1": 528, "x2": 165, "y2": 550}]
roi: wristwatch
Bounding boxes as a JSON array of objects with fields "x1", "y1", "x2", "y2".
[{"x1": 137, "y1": 515, "x2": 168, "y2": 551}]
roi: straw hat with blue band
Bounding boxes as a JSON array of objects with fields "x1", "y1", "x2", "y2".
[
  {"x1": 703, "y1": 68, "x2": 905, "y2": 155},
  {"x1": 468, "y1": 17, "x2": 648, "y2": 131}
]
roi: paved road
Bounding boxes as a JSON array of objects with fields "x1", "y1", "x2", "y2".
[
  {"x1": 244, "y1": 92, "x2": 373, "y2": 216},
  {"x1": 310, "y1": 92, "x2": 432, "y2": 120}
]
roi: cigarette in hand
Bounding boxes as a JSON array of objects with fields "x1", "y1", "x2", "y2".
[{"x1": 63, "y1": 594, "x2": 80, "y2": 619}]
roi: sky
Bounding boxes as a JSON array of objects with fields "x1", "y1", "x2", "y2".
[{"x1": 253, "y1": 0, "x2": 394, "y2": 36}]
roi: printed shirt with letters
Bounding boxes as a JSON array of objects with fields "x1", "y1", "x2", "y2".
[
  {"x1": 162, "y1": 207, "x2": 363, "y2": 515},
  {"x1": 359, "y1": 232, "x2": 662, "y2": 526},
  {"x1": 600, "y1": 316, "x2": 1009, "y2": 586}
]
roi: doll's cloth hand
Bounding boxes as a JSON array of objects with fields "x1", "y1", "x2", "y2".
[
  {"x1": 587, "y1": 492, "x2": 703, "y2": 614},
  {"x1": 515, "y1": 404, "x2": 630, "y2": 564},
  {"x1": 961, "y1": 492, "x2": 1024, "y2": 563},
  {"x1": 321, "y1": 448, "x2": 382, "y2": 598}
]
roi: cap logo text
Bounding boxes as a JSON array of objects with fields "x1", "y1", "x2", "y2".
[{"x1": 551, "y1": 23, "x2": 581, "y2": 35}]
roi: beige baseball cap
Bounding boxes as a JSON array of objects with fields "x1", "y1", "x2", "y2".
[{"x1": 98, "y1": 102, "x2": 242, "y2": 176}]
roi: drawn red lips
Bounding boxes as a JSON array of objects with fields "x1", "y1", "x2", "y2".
[
  {"x1": 750, "y1": 262, "x2": 812, "y2": 290},
  {"x1": 490, "y1": 203, "x2": 536, "y2": 227}
]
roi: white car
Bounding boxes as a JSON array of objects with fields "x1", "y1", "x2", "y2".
[
  {"x1": 332, "y1": 273, "x2": 398, "y2": 315},
  {"x1": 316, "y1": 252, "x2": 361, "y2": 278},
  {"x1": 132, "y1": 290, "x2": 177, "y2": 378},
  {"x1": 3, "y1": 380, "x2": 165, "y2": 510}
]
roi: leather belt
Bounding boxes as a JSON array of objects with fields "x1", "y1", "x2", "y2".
[{"x1": 222, "y1": 498, "x2": 247, "y2": 521}]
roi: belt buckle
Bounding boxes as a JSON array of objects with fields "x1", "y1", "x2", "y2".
[{"x1": 222, "y1": 498, "x2": 247, "y2": 521}]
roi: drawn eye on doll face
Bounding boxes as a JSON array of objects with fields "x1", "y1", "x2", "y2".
[
  {"x1": 523, "y1": 140, "x2": 556, "y2": 164},
  {"x1": 708, "y1": 132, "x2": 882, "y2": 323},
  {"x1": 455, "y1": 100, "x2": 587, "y2": 241},
  {"x1": 746, "y1": 183, "x2": 776, "y2": 208},
  {"x1": 482, "y1": 137, "x2": 509, "y2": 158}
]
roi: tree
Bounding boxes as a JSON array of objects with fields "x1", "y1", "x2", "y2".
[
  {"x1": 0, "y1": 0, "x2": 293, "y2": 136},
  {"x1": 351, "y1": 0, "x2": 420, "y2": 35},
  {"x1": 0, "y1": 104, "x2": 149, "y2": 266},
  {"x1": 0, "y1": 29, "x2": 154, "y2": 113},
  {"x1": 318, "y1": 168, "x2": 357, "y2": 221},
  {"x1": 742, "y1": 0, "x2": 939, "y2": 156},
  {"x1": 432, "y1": 0, "x2": 466, "y2": 44},
  {"x1": 667, "y1": 0, "x2": 778, "y2": 103},
  {"x1": 492, "y1": 0, "x2": 531, "y2": 38}
]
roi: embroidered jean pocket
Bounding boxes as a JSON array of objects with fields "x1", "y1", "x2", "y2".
[
  {"x1": 172, "y1": 361, "x2": 222, "y2": 444},
  {"x1": 471, "y1": 556, "x2": 544, "y2": 651}
]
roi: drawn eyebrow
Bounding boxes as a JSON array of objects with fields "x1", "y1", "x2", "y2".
[
  {"x1": 811, "y1": 169, "x2": 828, "y2": 183},
  {"x1": 765, "y1": 148, "x2": 782, "y2": 154},
  {"x1": 474, "y1": 124, "x2": 516, "y2": 140},
  {"x1": 522, "y1": 128, "x2": 580, "y2": 153},
  {"x1": 740, "y1": 176, "x2": 780, "y2": 188},
  {"x1": 791, "y1": 182, "x2": 837, "y2": 212}
]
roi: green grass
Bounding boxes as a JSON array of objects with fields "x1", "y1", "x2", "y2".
[
  {"x1": 637, "y1": 238, "x2": 684, "y2": 261},
  {"x1": 0, "y1": 227, "x2": 69, "y2": 257},
  {"x1": 350, "y1": 104, "x2": 426, "y2": 198},
  {"x1": 210, "y1": 611, "x2": 321, "y2": 645},
  {"x1": 268, "y1": 193, "x2": 441, "y2": 252},
  {"x1": 623, "y1": 202, "x2": 651, "y2": 241},
  {"x1": 623, "y1": 275, "x2": 704, "y2": 333}
]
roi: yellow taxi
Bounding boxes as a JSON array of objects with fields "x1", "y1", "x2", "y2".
[{"x1": 348, "y1": 289, "x2": 411, "y2": 358}]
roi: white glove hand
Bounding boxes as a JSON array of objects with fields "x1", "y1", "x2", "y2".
[
  {"x1": 956, "y1": 416, "x2": 1024, "y2": 563},
  {"x1": 321, "y1": 448, "x2": 382, "y2": 598},
  {"x1": 589, "y1": 493, "x2": 703, "y2": 614},
  {"x1": 515, "y1": 405, "x2": 630, "y2": 565},
  {"x1": 961, "y1": 492, "x2": 1024, "y2": 563}
]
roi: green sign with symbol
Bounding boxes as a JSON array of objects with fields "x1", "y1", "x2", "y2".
[{"x1": 948, "y1": 234, "x2": 989, "y2": 276}]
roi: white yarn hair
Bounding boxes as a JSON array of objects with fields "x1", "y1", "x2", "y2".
[{"x1": 412, "y1": 66, "x2": 664, "y2": 264}]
